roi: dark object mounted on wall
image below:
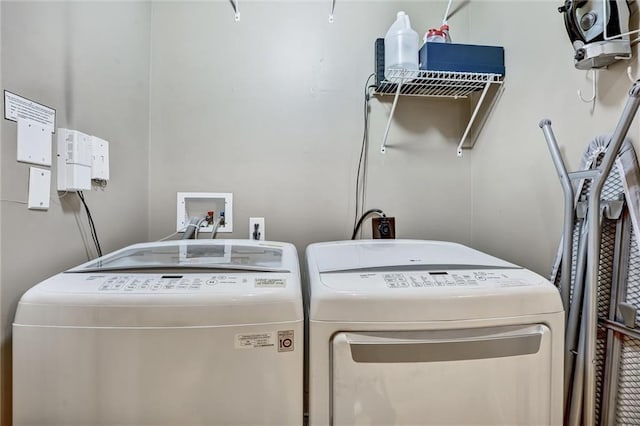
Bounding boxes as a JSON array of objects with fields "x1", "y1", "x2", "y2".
[
  {"x1": 558, "y1": 0, "x2": 631, "y2": 69},
  {"x1": 372, "y1": 216, "x2": 395, "y2": 239}
]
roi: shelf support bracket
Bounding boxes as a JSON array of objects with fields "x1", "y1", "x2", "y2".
[
  {"x1": 380, "y1": 78, "x2": 404, "y2": 154},
  {"x1": 456, "y1": 79, "x2": 496, "y2": 157},
  {"x1": 329, "y1": 0, "x2": 335, "y2": 23},
  {"x1": 229, "y1": 0, "x2": 240, "y2": 21}
]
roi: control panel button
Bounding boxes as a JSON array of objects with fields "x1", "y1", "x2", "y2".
[{"x1": 96, "y1": 275, "x2": 244, "y2": 292}]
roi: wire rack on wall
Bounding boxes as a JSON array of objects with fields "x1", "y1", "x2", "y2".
[
  {"x1": 374, "y1": 70, "x2": 503, "y2": 98},
  {"x1": 374, "y1": 69, "x2": 504, "y2": 156}
]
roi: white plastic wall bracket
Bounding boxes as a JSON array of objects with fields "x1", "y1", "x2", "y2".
[
  {"x1": 91, "y1": 136, "x2": 110, "y2": 182},
  {"x1": 56, "y1": 128, "x2": 92, "y2": 191}
]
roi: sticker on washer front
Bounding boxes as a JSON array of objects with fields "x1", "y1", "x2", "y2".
[
  {"x1": 235, "y1": 332, "x2": 275, "y2": 349},
  {"x1": 255, "y1": 278, "x2": 286, "y2": 288},
  {"x1": 278, "y1": 330, "x2": 295, "y2": 352},
  {"x1": 498, "y1": 279, "x2": 532, "y2": 287}
]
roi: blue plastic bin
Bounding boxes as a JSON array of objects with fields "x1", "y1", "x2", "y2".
[{"x1": 419, "y1": 42, "x2": 505, "y2": 75}]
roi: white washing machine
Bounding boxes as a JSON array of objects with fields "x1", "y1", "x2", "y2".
[
  {"x1": 14, "y1": 240, "x2": 303, "y2": 426},
  {"x1": 306, "y1": 240, "x2": 564, "y2": 426}
]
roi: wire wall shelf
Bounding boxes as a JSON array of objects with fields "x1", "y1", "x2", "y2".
[
  {"x1": 374, "y1": 68, "x2": 504, "y2": 156},
  {"x1": 374, "y1": 69, "x2": 503, "y2": 98}
]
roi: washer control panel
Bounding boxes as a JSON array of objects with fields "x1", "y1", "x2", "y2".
[{"x1": 87, "y1": 274, "x2": 286, "y2": 292}]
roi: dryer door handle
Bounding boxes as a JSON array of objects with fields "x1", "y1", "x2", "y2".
[{"x1": 343, "y1": 325, "x2": 545, "y2": 363}]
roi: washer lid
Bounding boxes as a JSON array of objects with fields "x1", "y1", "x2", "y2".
[
  {"x1": 15, "y1": 240, "x2": 303, "y2": 327},
  {"x1": 70, "y1": 239, "x2": 292, "y2": 273},
  {"x1": 306, "y1": 240, "x2": 563, "y2": 321}
]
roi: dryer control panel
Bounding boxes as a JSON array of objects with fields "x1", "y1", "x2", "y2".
[
  {"x1": 321, "y1": 268, "x2": 547, "y2": 291},
  {"x1": 381, "y1": 270, "x2": 531, "y2": 288}
]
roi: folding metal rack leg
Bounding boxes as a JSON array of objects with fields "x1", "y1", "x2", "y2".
[{"x1": 539, "y1": 80, "x2": 640, "y2": 426}]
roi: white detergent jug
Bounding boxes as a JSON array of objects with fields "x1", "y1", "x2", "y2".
[{"x1": 384, "y1": 11, "x2": 419, "y2": 81}]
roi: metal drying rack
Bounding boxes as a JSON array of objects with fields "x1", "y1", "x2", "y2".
[{"x1": 540, "y1": 80, "x2": 640, "y2": 426}]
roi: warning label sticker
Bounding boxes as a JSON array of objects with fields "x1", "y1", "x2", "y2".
[
  {"x1": 4, "y1": 91, "x2": 56, "y2": 129},
  {"x1": 278, "y1": 330, "x2": 295, "y2": 352},
  {"x1": 235, "y1": 332, "x2": 275, "y2": 349},
  {"x1": 255, "y1": 278, "x2": 286, "y2": 288}
]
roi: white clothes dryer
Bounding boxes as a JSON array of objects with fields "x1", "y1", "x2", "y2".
[
  {"x1": 14, "y1": 240, "x2": 303, "y2": 426},
  {"x1": 306, "y1": 240, "x2": 563, "y2": 426}
]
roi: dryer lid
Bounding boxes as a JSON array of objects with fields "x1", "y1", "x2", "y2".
[
  {"x1": 306, "y1": 240, "x2": 563, "y2": 321},
  {"x1": 308, "y1": 240, "x2": 516, "y2": 273}
]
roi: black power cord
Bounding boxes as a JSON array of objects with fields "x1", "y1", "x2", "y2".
[
  {"x1": 351, "y1": 208, "x2": 385, "y2": 240},
  {"x1": 77, "y1": 191, "x2": 103, "y2": 257},
  {"x1": 354, "y1": 73, "x2": 376, "y2": 232}
]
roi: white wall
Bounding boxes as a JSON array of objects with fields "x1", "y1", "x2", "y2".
[
  {"x1": 469, "y1": 1, "x2": 640, "y2": 274},
  {"x1": 0, "y1": 3, "x2": 3, "y2": 422},
  {"x1": 147, "y1": 0, "x2": 640, "y2": 275},
  {"x1": 0, "y1": 2, "x2": 151, "y2": 423},
  {"x1": 2, "y1": 0, "x2": 640, "y2": 423},
  {"x1": 148, "y1": 1, "x2": 475, "y2": 253}
]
